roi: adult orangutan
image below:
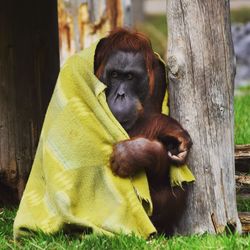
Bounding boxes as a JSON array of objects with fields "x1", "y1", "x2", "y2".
[{"x1": 94, "y1": 28, "x2": 192, "y2": 235}]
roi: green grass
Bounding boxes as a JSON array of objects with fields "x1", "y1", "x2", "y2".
[
  {"x1": 0, "y1": 208, "x2": 16, "y2": 248},
  {"x1": 137, "y1": 15, "x2": 167, "y2": 57},
  {"x1": 234, "y1": 88, "x2": 250, "y2": 145},
  {"x1": 231, "y1": 8, "x2": 250, "y2": 23},
  {"x1": 1, "y1": 208, "x2": 250, "y2": 250},
  {"x1": 144, "y1": 15, "x2": 168, "y2": 37},
  {"x1": 237, "y1": 196, "x2": 250, "y2": 212}
]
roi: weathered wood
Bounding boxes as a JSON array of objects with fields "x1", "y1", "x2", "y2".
[
  {"x1": 0, "y1": 0, "x2": 59, "y2": 205},
  {"x1": 236, "y1": 175, "x2": 250, "y2": 234},
  {"x1": 236, "y1": 174, "x2": 250, "y2": 196},
  {"x1": 238, "y1": 212, "x2": 250, "y2": 233},
  {"x1": 166, "y1": 0, "x2": 241, "y2": 234},
  {"x1": 58, "y1": 0, "x2": 127, "y2": 65},
  {"x1": 235, "y1": 144, "x2": 250, "y2": 160},
  {"x1": 236, "y1": 175, "x2": 250, "y2": 185}
]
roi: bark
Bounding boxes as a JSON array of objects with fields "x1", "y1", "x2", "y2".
[
  {"x1": 0, "y1": 0, "x2": 59, "y2": 204},
  {"x1": 235, "y1": 144, "x2": 250, "y2": 160},
  {"x1": 236, "y1": 175, "x2": 250, "y2": 186},
  {"x1": 238, "y1": 212, "x2": 250, "y2": 234},
  {"x1": 166, "y1": 0, "x2": 241, "y2": 234}
]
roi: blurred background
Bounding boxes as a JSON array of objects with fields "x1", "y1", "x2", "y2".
[{"x1": 58, "y1": 0, "x2": 250, "y2": 89}]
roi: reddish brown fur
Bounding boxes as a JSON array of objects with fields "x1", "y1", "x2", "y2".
[
  {"x1": 109, "y1": 114, "x2": 191, "y2": 235},
  {"x1": 94, "y1": 28, "x2": 192, "y2": 236}
]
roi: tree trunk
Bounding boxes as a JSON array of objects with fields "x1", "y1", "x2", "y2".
[
  {"x1": 166, "y1": 0, "x2": 241, "y2": 234},
  {"x1": 0, "y1": 0, "x2": 59, "y2": 205}
]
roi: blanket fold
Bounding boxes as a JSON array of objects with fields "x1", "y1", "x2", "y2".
[{"x1": 14, "y1": 41, "x2": 194, "y2": 240}]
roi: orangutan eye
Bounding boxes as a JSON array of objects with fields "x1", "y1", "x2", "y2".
[
  {"x1": 111, "y1": 71, "x2": 118, "y2": 78},
  {"x1": 127, "y1": 73, "x2": 133, "y2": 80}
]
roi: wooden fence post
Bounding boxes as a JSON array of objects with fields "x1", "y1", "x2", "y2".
[{"x1": 0, "y1": 0, "x2": 59, "y2": 204}]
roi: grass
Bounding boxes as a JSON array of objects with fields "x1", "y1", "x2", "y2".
[
  {"x1": 237, "y1": 196, "x2": 250, "y2": 212},
  {"x1": 137, "y1": 15, "x2": 167, "y2": 57},
  {"x1": 0, "y1": 208, "x2": 16, "y2": 248},
  {"x1": 1, "y1": 208, "x2": 250, "y2": 250},
  {"x1": 144, "y1": 15, "x2": 168, "y2": 37},
  {"x1": 231, "y1": 8, "x2": 250, "y2": 24},
  {"x1": 235, "y1": 86, "x2": 250, "y2": 145}
]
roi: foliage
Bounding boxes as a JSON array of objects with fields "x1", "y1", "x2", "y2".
[{"x1": 231, "y1": 8, "x2": 250, "y2": 24}]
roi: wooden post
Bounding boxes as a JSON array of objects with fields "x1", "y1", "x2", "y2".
[
  {"x1": 0, "y1": 0, "x2": 59, "y2": 204},
  {"x1": 166, "y1": 0, "x2": 241, "y2": 233}
]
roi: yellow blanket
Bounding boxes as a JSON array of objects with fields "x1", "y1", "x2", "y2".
[{"x1": 14, "y1": 41, "x2": 194, "y2": 240}]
